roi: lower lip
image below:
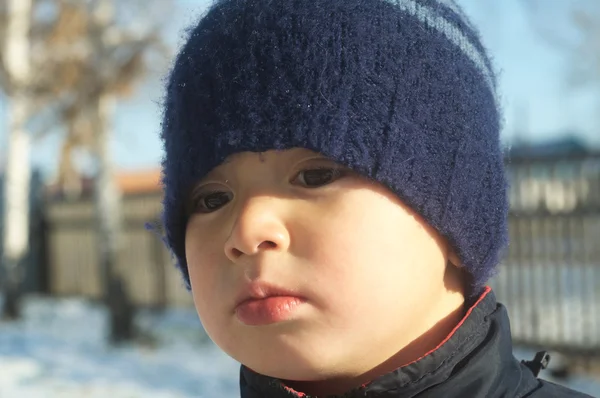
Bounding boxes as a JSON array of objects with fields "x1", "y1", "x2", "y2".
[{"x1": 235, "y1": 296, "x2": 305, "y2": 326}]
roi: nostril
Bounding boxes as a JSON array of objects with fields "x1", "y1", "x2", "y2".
[
  {"x1": 258, "y1": 241, "x2": 277, "y2": 250},
  {"x1": 228, "y1": 240, "x2": 279, "y2": 259},
  {"x1": 231, "y1": 247, "x2": 243, "y2": 258}
]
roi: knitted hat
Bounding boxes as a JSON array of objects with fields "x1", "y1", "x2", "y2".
[{"x1": 160, "y1": 0, "x2": 509, "y2": 296}]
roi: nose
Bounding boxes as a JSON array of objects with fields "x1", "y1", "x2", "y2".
[{"x1": 224, "y1": 196, "x2": 291, "y2": 262}]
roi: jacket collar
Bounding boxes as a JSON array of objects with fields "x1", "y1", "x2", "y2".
[{"x1": 240, "y1": 288, "x2": 539, "y2": 398}]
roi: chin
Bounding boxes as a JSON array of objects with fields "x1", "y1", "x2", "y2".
[
  {"x1": 237, "y1": 344, "x2": 340, "y2": 381},
  {"x1": 250, "y1": 360, "x2": 329, "y2": 381}
]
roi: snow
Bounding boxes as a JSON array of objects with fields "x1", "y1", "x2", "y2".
[
  {"x1": 1, "y1": 294, "x2": 599, "y2": 398},
  {"x1": 0, "y1": 295, "x2": 240, "y2": 398}
]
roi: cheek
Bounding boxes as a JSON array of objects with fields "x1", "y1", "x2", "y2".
[
  {"x1": 186, "y1": 244, "x2": 239, "y2": 352},
  {"x1": 185, "y1": 214, "x2": 231, "y2": 266},
  {"x1": 296, "y1": 199, "x2": 394, "y2": 300},
  {"x1": 304, "y1": 192, "x2": 447, "y2": 306},
  {"x1": 185, "y1": 226, "x2": 220, "y2": 284},
  {"x1": 184, "y1": 224, "x2": 227, "y2": 322}
]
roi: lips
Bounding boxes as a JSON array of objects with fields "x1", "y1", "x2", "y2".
[
  {"x1": 234, "y1": 281, "x2": 301, "y2": 306},
  {"x1": 234, "y1": 281, "x2": 306, "y2": 326}
]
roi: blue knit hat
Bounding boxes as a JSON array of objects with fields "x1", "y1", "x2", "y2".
[{"x1": 160, "y1": 0, "x2": 509, "y2": 296}]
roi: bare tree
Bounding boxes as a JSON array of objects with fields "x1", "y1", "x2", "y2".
[
  {"x1": 0, "y1": 0, "x2": 33, "y2": 319},
  {"x1": 521, "y1": 0, "x2": 600, "y2": 150},
  {"x1": 57, "y1": 0, "x2": 170, "y2": 341},
  {"x1": 0, "y1": 0, "x2": 170, "y2": 323},
  {"x1": 0, "y1": 0, "x2": 93, "y2": 318},
  {"x1": 523, "y1": 1, "x2": 600, "y2": 90},
  {"x1": 51, "y1": 0, "x2": 169, "y2": 313}
]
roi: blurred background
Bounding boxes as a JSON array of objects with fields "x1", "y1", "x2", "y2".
[{"x1": 0, "y1": 0, "x2": 599, "y2": 397}]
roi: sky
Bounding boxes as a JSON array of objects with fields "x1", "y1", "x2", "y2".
[{"x1": 0, "y1": 0, "x2": 599, "y2": 181}]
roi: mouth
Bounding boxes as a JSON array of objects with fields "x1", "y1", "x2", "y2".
[{"x1": 234, "y1": 281, "x2": 307, "y2": 326}]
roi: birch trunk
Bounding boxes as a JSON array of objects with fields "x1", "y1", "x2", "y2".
[
  {"x1": 1, "y1": 0, "x2": 32, "y2": 320},
  {"x1": 92, "y1": 93, "x2": 135, "y2": 342},
  {"x1": 92, "y1": 93, "x2": 123, "y2": 299}
]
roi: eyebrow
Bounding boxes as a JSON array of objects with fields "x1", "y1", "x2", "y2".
[{"x1": 220, "y1": 151, "x2": 268, "y2": 166}]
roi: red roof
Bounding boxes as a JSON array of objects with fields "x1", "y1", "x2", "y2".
[{"x1": 116, "y1": 169, "x2": 162, "y2": 194}]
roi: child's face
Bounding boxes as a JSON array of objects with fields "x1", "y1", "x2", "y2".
[{"x1": 185, "y1": 148, "x2": 464, "y2": 382}]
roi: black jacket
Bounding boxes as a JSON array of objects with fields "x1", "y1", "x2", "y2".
[{"x1": 239, "y1": 289, "x2": 593, "y2": 397}]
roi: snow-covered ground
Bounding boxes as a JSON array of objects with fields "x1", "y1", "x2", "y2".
[
  {"x1": 0, "y1": 294, "x2": 599, "y2": 398},
  {"x1": 0, "y1": 295, "x2": 240, "y2": 398}
]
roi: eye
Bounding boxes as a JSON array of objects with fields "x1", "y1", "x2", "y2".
[
  {"x1": 191, "y1": 191, "x2": 233, "y2": 213},
  {"x1": 293, "y1": 166, "x2": 345, "y2": 188}
]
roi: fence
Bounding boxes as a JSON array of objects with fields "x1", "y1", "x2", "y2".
[
  {"x1": 490, "y1": 151, "x2": 600, "y2": 356},
  {"x1": 45, "y1": 192, "x2": 193, "y2": 308},
  {"x1": 38, "y1": 151, "x2": 600, "y2": 356}
]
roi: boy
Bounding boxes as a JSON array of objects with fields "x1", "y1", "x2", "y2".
[{"x1": 159, "y1": 0, "x2": 592, "y2": 396}]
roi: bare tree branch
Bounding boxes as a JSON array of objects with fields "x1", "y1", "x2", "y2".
[
  {"x1": 0, "y1": 3, "x2": 13, "y2": 94},
  {"x1": 521, "y1": 0, "x2": 600, "y2": 90}
]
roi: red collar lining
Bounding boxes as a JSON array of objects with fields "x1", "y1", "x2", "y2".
[{"x1": 276, "y1": 286, "x2": 493, "y2": 396}]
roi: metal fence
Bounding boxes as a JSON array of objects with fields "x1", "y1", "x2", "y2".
[{"x1": 490, "y1": 151, "x2": 600, "y2": 357}]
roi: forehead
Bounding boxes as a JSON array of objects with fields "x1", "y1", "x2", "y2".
[
  {"x1": 212, "y1": 148, "x2": 322, "y2": 173},
  {"x1": 192, "y1": 148, "x2": 321, "y2": 187}
]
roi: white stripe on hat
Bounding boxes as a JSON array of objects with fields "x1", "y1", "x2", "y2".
[
  {"x1": 434, "y1": 0, "x2": 476, "y2": 31},
  {"x1": 388, "y1": 0, "x2": 498, "y2": 107}
]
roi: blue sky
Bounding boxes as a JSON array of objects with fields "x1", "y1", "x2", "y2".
[{"x1": 1, "y1": 0, "x2": 599, "y2": 180}]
